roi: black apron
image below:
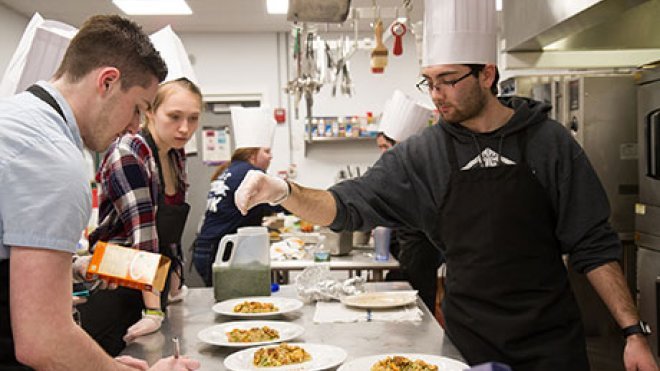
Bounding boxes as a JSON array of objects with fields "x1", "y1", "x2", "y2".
[
  {"x1": 144, "y1": 132, "x2": 190, "y2": 309},
  {"x1": 0, "y1": 85, "x2": 67, "y2": 370},
  {"x1": 439, "y1": 127, "x2": 589, "y2": 370}
]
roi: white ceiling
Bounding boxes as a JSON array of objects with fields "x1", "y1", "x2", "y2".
[{"x1": 0, "y1": 0, "x2": 425, "y2": 33}]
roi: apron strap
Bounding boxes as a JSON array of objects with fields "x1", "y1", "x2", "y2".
[{"x1": 26, "y1": 85, "x2": 67, "y2": 123}]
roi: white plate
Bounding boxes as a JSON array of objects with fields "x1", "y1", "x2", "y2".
[
  {"x1": 340, "y1": 291, "x2": 418, "y2": 309},
  {"x1": 224, "y1": 342, "x2": 347, "y2": 371},
  {"x1": 197, "y1": 320, "x2": 305, "y2": 347},
  {"x1": 213, "y1": 296, "x2": 305, "y2": 317},
  {"x1": 337, "y1": 353, "x2": 469, "y2": 371}
]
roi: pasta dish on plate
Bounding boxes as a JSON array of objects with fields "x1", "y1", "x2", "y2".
[
  {"x1": 371, "y1": 356, "x2": 439, "y2": 371},
  {"x1": 253, "y1": 343, "x2": 312, "y2": 367},
  {"x1": 233, "y1": 301, "x2": 279, "y2": 313},
  {"x1": 226, "y1": 326, "x2": 280, "y2": 343}
]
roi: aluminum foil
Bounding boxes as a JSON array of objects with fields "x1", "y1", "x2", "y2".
[{"x1": 295, "y1": 265, "x2": 366, "y2": 303}]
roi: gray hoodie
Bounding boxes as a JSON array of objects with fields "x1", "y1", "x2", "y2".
[{"x1": 329, "y1": 96, "x2": 621, "y2": 273}]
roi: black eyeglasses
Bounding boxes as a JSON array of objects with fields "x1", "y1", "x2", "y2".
[{"x1": 416, "y1": 70, "x2": 476, "y2": 94}]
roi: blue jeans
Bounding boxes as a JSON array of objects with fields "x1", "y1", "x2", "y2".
[{"x1": 192, "y1": 240, "x2": 215, "y2": 287}]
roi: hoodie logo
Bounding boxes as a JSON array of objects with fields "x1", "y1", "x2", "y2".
[{"x1": 461, "y1": 147, "x2": 515, "y2": 170}]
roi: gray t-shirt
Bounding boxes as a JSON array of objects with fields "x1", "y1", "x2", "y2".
[{"x1": 0, "y1": 81, "x2": 90, "y2": 259}]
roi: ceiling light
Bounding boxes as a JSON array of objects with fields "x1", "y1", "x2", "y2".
[
  {"x1": 496, "y1": 0, "x2": 502, "y2": 12},
  {"x1": 112, "y1": 0, "x2": 193, "y2": 15},
  {"x1": 266, "y1": 0, "x2": 288, "y2": 15}
]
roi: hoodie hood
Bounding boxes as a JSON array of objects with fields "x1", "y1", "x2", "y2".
[
  {"x1": 441, "y1": 96, "x2": 552, "y2": 143},
  {"x1": 438, "y1": 96, "x2": 554, "y2": 169}
]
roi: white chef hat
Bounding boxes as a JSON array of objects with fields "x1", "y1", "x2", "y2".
[
  {"x1": 422, "y1": 0, "x2": 497, "y2": 67},
  {"x1": 230, "y1": 107, "x2": 276, "y2": 149},
  {"x1": 379, "y1": 90, "x2": 433, "y2": 142},
  {"x1": 149, "y1": 25, "x2": 198, "y2": 84},
  {"x1": 0, "y1": 13, "x2": 77, "y2": 98}
]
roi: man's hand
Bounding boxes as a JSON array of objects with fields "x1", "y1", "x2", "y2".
[
  {"x1": 235, "y1": 170, "x2": 289, "y2": 215},
  {"x1": 624, "y1": 335, "x2": 659, "y2": 371},
  {"x1": 115, "y1": 355, "x2": 149, "y2": 370},
  {"x1": 148, "y1": 356, "x2": 200, "y2": 371},
  {"x1": 123, "y1": 311, "x2": 164, "y2": 343}
]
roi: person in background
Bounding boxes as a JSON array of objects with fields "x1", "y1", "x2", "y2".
[
  {"x1": 376, "y1": 131, "x2": 397, "y2": 153},
  {"x1": 376, "y1": 90, "x2": 444, "y2": 315},
  {"x1": 231, "y1": 0, "x2": 659, "y2": 369},
  {"x1": 193, "y1": 106, "x2": 281, "y2": 286},
  {"x1": 0, "y1": 14, "x2": 199, "y2": 370},
  {"x1": 77, "y1": 77, "x2": 201, "y2": 356}
]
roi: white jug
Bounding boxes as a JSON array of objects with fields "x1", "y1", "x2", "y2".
[{"x1": 212, "y1": 226, "x2": 271, "y2": 301}]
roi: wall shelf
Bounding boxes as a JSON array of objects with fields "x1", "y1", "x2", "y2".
[{"x1": 307, "y1": 136, "x2": 376, "y2": 143}]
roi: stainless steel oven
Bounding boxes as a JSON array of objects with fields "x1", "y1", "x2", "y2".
[{"x1": 635, "y1": 63, "x2": 660, "y2": 360}]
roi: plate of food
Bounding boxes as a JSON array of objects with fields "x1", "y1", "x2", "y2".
[
  {"x1": 197, "y1": 320, "x2": 305, "y2": 347},
  {"x1": 224, "y1": 342, "x2": 347, "y2": 371},
  {"x1": 340, "y1": 291, "x2": 418, "y2": 309},
  {"x1": 337, "y1": 354, "x2": 469, "y2": 371},
  {"x1": 213, "y1": 296, "x2": 304, "y2": 317}
]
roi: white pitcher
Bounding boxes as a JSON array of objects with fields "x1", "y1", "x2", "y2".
[{"x1": 212, "y1": 226, "x2": 271, "y2": 301}]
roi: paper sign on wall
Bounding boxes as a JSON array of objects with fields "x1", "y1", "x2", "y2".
[{"x1": 202, "y1": 127, "x2": 231, "y2": 165}]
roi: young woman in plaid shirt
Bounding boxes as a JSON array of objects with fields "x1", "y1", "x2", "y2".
[{"x1": 78, "y1": 78, "x2": 202, "y2": 356}]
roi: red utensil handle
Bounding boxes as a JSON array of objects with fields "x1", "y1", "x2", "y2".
[{"x1": 391, "y1": 23, "x2": 406, "y2": 56}]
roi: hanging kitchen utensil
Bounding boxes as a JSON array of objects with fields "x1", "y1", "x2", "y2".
[
  {"x1": 341, "y1": 62, "x2": 353, "y2": 97},
  {"x1": 371, "y1": 19, "x2": 388, "y2": 73},
  {"x1": 331, "y1": 38, "x2": 344, "y2": 97},
  {"x1": 285, "y1": 26, "x2": 303, "y2": 119},
  {"x1": 391, "y1": 21, "x2": 406, "y2": 56}
]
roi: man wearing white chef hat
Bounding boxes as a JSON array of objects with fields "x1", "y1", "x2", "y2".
[
  {"x1": 232, "y1": 0, "x2": 658, "y2": 369},
  {"x1": 192, "y1": 106, "x2": 282, "y2": 286}
]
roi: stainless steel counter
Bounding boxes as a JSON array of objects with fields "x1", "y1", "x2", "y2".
[
  {"x1": 271, "y1": 249, "x2": 400, "y2": 283},
  {"x1": 122, "y1": 283, "x2": 464, "y2": 370}
]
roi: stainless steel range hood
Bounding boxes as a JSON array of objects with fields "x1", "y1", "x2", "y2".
[
  {"x1": 502, "y1": 0, "x2": 660, "y2": 52},
  {"x1": 501, "y1": 0, "x2": 660, "y2": 69}
]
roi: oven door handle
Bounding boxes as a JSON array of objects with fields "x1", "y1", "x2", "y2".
[{"x1": 646, "y1": 109, "x2": 660, "y2": 179}]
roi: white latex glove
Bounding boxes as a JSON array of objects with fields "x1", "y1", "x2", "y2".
[
  {"x1": 235, "y1": 170, "x2": 289, "y2": 215},
  {"x1": 148, "y1": 356, "x2": 200, "y2": 371},
  {"x1": 123, "y1": 311, "x2": 164, "y2": 343}
]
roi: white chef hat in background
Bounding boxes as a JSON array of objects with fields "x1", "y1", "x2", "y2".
[
  {"x1": 231, "y1": 106, "x2": 276, "y2": 149},
  {"x1": 0, "y1": 13, "x2": 77, "y2": 98},
  {"x1": 149, "y1": 25, "x2": 198, "y2": 84},
  {"x1": 379, "y1": 90, "x2": 433, "y2": 142},
  {"x1": 422, "y1": 0, "x2": 497, "y2": 67}
]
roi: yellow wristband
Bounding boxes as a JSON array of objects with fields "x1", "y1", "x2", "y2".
[{"x1": 144, "y1": 308, "x2": 165, "y2": 317}]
